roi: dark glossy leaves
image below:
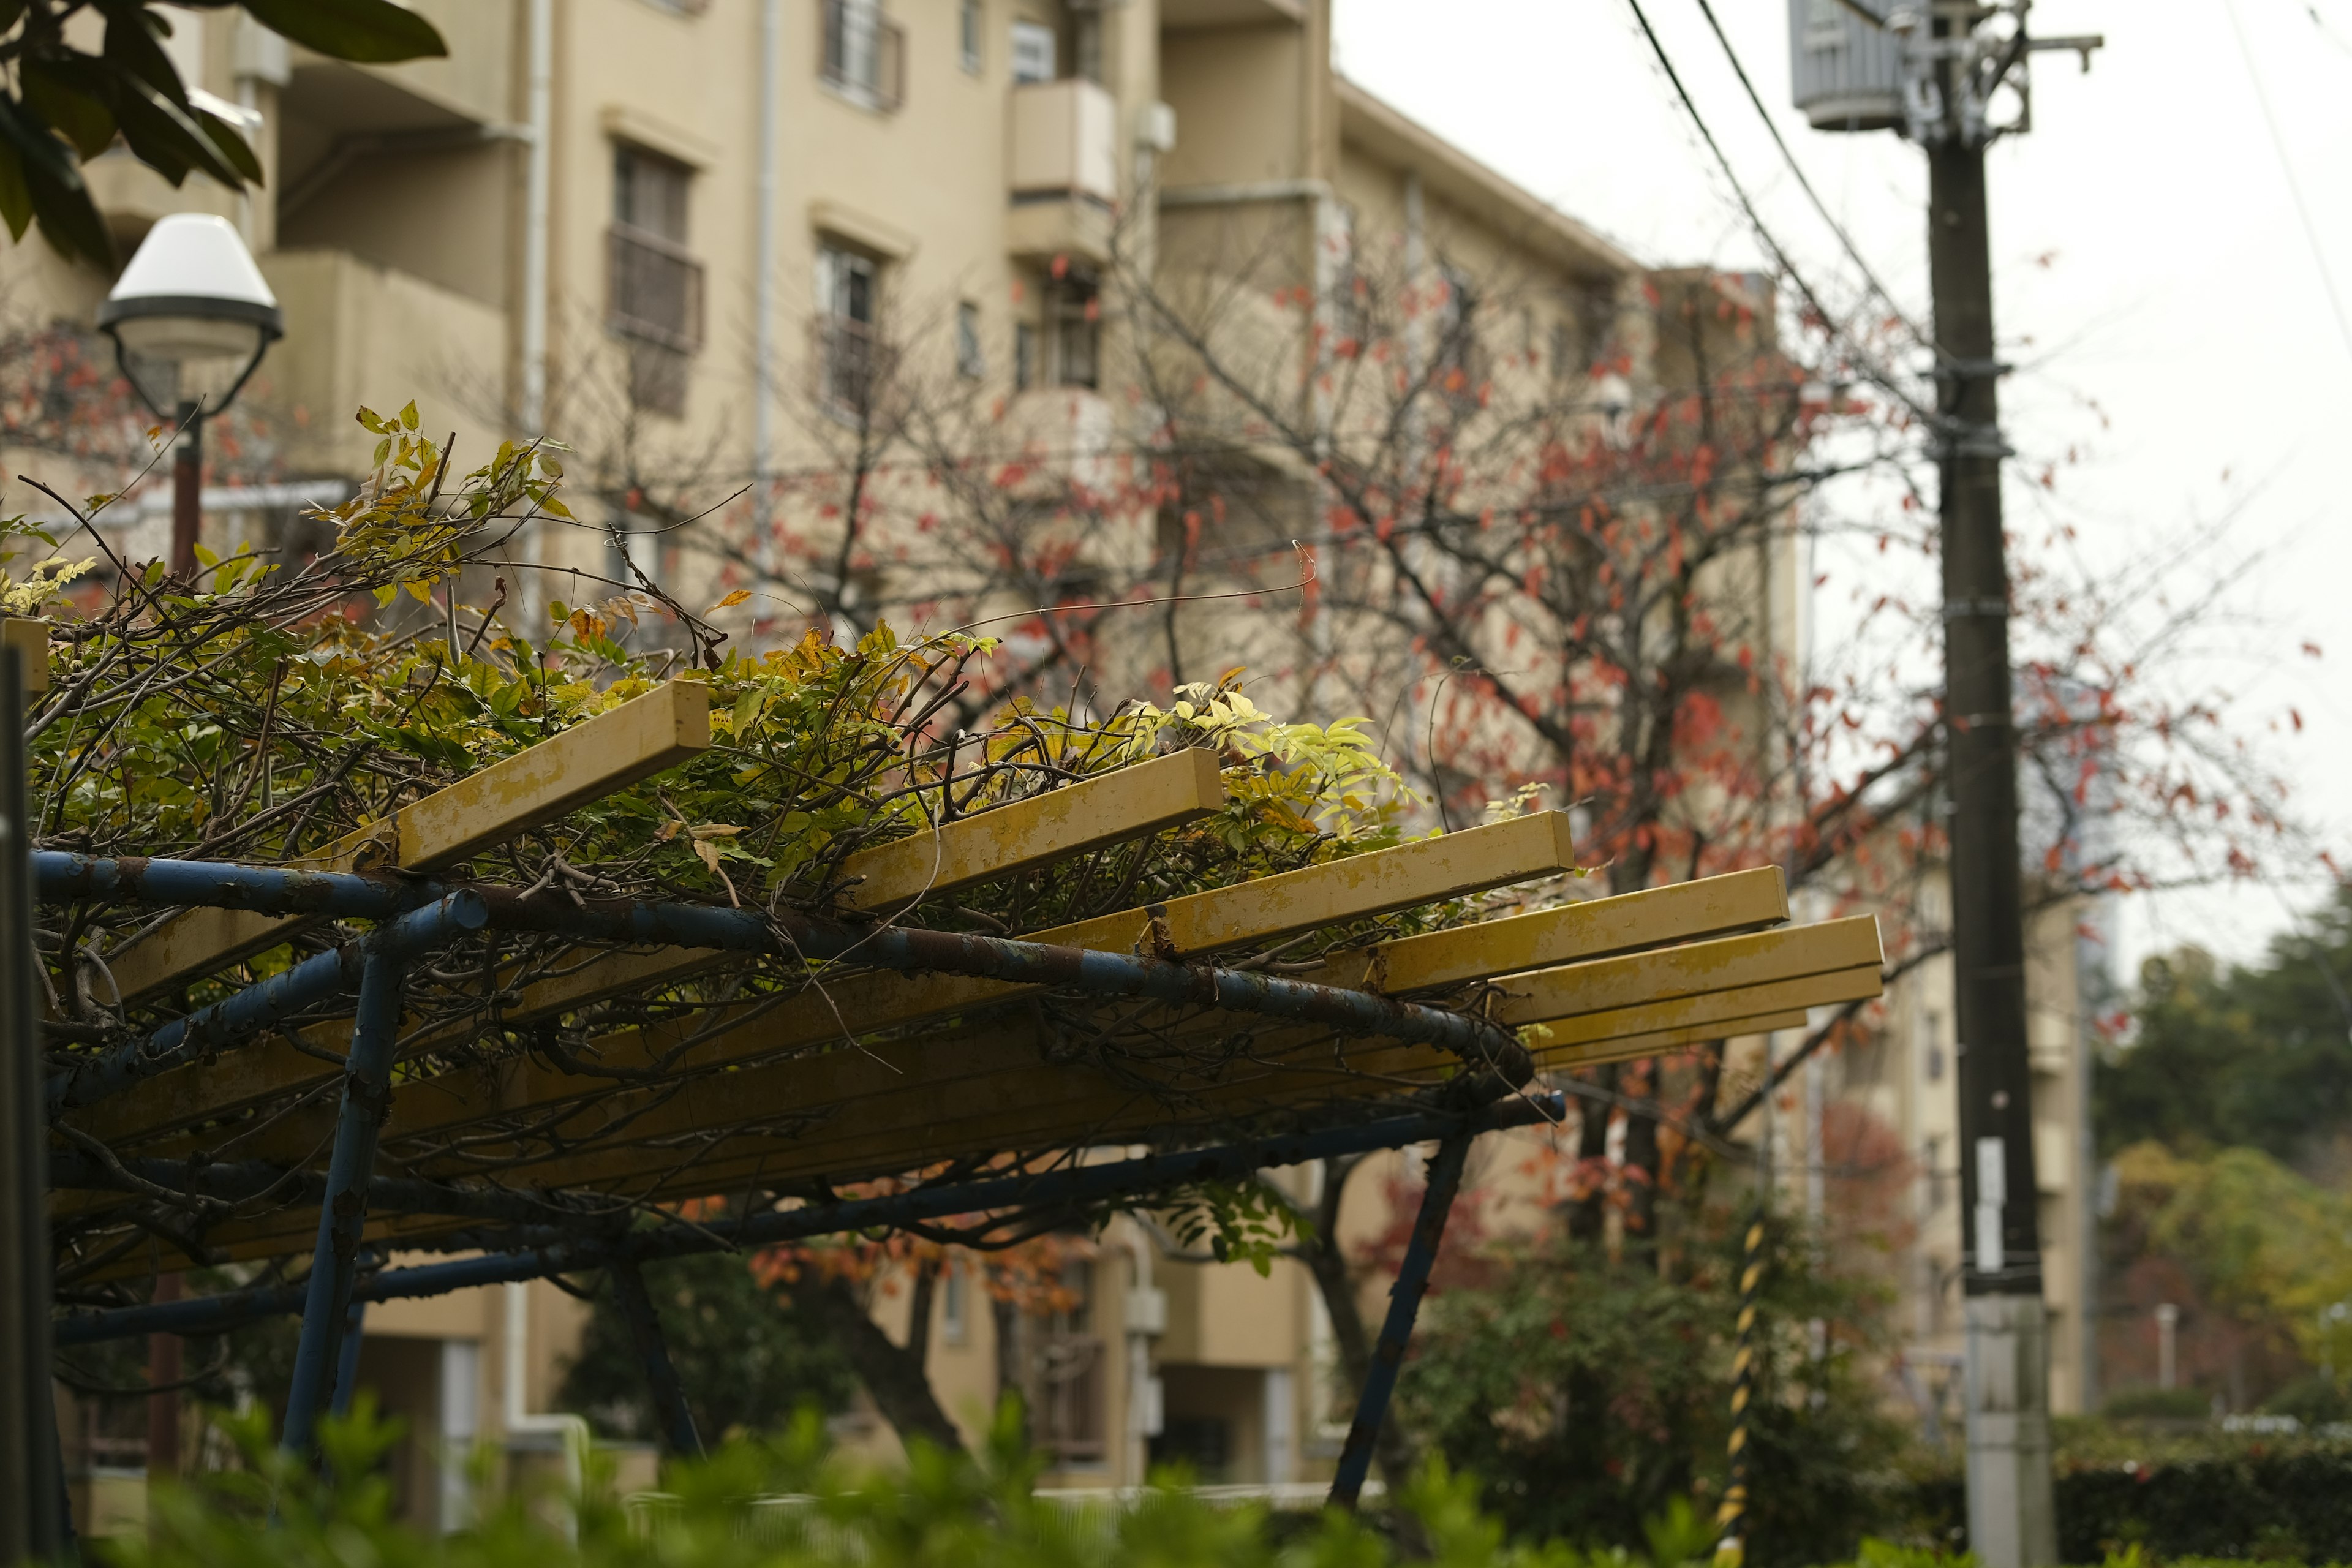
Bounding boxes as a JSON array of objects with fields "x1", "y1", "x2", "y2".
[{"x1": 236, "y1": 0, "x2": 449, "y2": 63}]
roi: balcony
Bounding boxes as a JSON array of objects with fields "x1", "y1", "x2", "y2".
[
  {"x1": 608, "y1": 226, "x2": 706, "y2": 355},
  {"x1": 1008, "y1": 78, "x2": 1118, "y2": 267},
  {"x1": 1033, "y1": 1333, "x2": 1107, "y2": 1465}
]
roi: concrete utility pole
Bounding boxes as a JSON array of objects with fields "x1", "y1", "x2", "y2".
[
  {"x1": 1923, "y1": 55, "x2": 2055, "y2": 1555},
  {"x1": 1790, "y1": 4, "x2": 2102, "y2": 1563}
]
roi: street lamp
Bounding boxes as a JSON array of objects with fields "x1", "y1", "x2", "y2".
[{"x1": 96, "y1": 214, "x2": 284, "y2": 577}]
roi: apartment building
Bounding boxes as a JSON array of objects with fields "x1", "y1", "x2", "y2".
[{"x1": 12, "y1": 0, "x2": 2095, "y2": 1538}]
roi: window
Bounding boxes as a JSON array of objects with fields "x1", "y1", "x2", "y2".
[
  {"x1": 609, "y1": 145, "x2": 703, "y2": 415},
  {"x1": 1014, "y1": 320, "x2": 1039, "y2": 390},
  {"x1": 816, "y1": 241, "x2": 881, "y2": 414},
  {"x1": 959, "y1": 0, "x2": 982, "y2": 73},
  {"x1": 956, "y1": 301, "x2": 985, "y2": 379},
  {"x1": 822, "y1": 0, "x2": 905, "y2": 111},
  {"x1": 1035, "y1": 1257, "x2": 1104, "y2": 1464},
  {"x1": 1046, "y1": 277, "x2": 1099, "y2": 389},
  {"x1": 1010, "y1": 18, "x2": 1056, "y2": 84}
]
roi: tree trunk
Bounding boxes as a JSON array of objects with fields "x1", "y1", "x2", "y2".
[
  {"x1": 1565, "y1": 1064, "x2": 1618, "y2": 1245},
  {"x1": 807, "y1": 1273, "x2": 965, "y2": 1453},
  {"x1": 1619, "y1": 1058, "x2": 1662, "y2": 1267}
]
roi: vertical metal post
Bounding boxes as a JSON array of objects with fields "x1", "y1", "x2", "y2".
[
  {"x1": 171, "y1": 401, "x2": 203, "y2": 578},
  {"x1": 0, "y1": 643, "x2": 67, "y2": 1558},
  {"x1": 1328, "y1": 1130, "x2": 1472, "y2": 1509},
  {"x1": 607, "y1": 1261, "x2": 702, "y2": 1458},
  {"x1": 331, "y1": 1302, "x2": 367, "y2": 1417},
  {"x1": 148, "y1": 1271, "x2": 183, "y2": 1483},
  {"x1": 282, "y1": 953, "x2": 407, "y2": 1457}
]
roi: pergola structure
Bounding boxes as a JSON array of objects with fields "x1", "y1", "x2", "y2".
[{"x1": 25, "y1": 679, "x2": 1883, "y2": 1507}]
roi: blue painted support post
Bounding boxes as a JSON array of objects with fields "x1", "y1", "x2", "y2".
[
  {"x1": 606, "y1": 1262, "x2": 702, "y2": 1457},
  {"x1": 59, "y1": 1096, "x2": 1566, "y2": 1347},
  {"x1": 1327, "y1": 1129, "x2": 1475, "y2": 1509},
  {"x1": 281, "y1": 953, "x2": 409, "y2": 1458},
  {"x1": 330, "y1": 1301, "x2": 367, "y2": 1418},
  {"x1": 47, "y1": 891, "x2": 486, "y2": 1116}
]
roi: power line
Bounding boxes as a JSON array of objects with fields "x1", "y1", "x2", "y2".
[
  {"x1": 1620, "y1": 0, "x2": 1930, "y2": 419},
  {"x1": 2222, "y1": 0, "x2": 2352, "y2": 364},
  {"x1": 1688, "y1": 0, "x2": 1932, "y2": 352}
]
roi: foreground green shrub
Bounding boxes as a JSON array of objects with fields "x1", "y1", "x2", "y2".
[{"x1": 105, "y1": 1401, "x2": 1679, "y2": 1568}]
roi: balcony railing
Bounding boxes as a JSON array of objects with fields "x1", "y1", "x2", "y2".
[
  {"x1": 607, "y1": 225, "x2": 704, "y2": 355},
  {"x1": 821, "y1": 0, "x2": 905, "y2": 113},
  {"x1": 1034, "y1": 1333, "x2": 1107, "y2": 1464},
  {"x1": 813, "y1": 315, "x2": 896, "y2": 419}
]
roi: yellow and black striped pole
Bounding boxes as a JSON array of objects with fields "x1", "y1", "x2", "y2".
[{"x1": 1714, "y1": 1208, "x2": 1766, "y2": 1568}]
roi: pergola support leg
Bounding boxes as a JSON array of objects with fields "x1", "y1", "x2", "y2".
[
  {"x1": 1328, "y1": 1128, "x2": 1474, "y2": 1509},
  {"x1": 330, "y1": 1300, "x2": 366, "y2": 1418},
  {"x1": 281, "y1": 954, "x2": 407, "y2": 1457},
  {"x1": 608, "y1": 1261, "x2": 702, "y2": 1458}
]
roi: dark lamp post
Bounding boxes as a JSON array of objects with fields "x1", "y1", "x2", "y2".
[{"x1": 96, "y1": 214, "x2": 284, "y2": 577}]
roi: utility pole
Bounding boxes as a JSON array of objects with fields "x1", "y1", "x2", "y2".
[
  {"x1": 1790, "y1": 5, "x2": 2101, "y2": 1564},
  {"x1": 1921, "y1": 21, "x2": 2056, "y2": 1558}
]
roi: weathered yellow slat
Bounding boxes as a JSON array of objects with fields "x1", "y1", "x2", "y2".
[
  {"x1": 74, "y1": 747, "x2": 1228, "y2": 1148},
  {"x1": 100, "y1": 682, "x2": 713, "y2": 1003},
  {"x1": 1528, "y1": 964, "x2": 1884, "y2": 1067},
  {"x1": 838, "y1": 747, "x2": 1224, "y2": 912},
  {"x1": 1488, "y1": 915, "x2": 1883, "y2": 1027},
  {"x1": 1298, "y1": 866, "x2": 1787, "y2": 996}
]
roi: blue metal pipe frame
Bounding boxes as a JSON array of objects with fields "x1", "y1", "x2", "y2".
[
  {"x1": 46, "y1": 891, "x2": 488, "y2": 1116},
  {"x1": 279, "y1": 952, "x2": 409, "y2": 1457},
  {"x1": 42, "y1": 853, "x2": 1542, "y2": 1469},
  {"x1": 606, "y1": 1261, "x2": 702, "y2": 1458},
  {"x1": 56, "y1": 1095, "x2": 1562, "y2": 1346},
  {"x1": 1327, "y1": 1127, "x2": 1475, "y2": 1509},
  {"x1": 38, "y1": 856, "x2": 1530, "y2": 1118}
]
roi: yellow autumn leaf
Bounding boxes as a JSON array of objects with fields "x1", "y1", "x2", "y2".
[{"x1": 710, "y1": 589, "x2": 752, "y2": 612}]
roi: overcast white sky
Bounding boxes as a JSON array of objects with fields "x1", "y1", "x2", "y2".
[{"x1": 1334, "y1": 0, "x2": 2352, "y2": 977}]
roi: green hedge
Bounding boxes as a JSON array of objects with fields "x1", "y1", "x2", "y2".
[{"x1": 1899, "y1": 1439, "x2": 2352, "y2": 1563}]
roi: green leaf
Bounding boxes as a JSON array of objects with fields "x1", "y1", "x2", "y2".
[
  {"x1": 0, "y1": 141, "x2": 32, "y2": 244},
  {"x1": 20, "y1": 59, "x2": 118, "y2": 160},
  {"x1": 399, "y1": 399, "x2": 418, "y2": 431},
  {"x1": 104, "y1": 7, "x2": 192, "y2": 110},
  {"x1": 236, "y1": 0, "x2": 449, "y2": 64},
  {"x1": 190, "y1": 107, "x2": 265, "y2": 186},
  {"x1": 110, "y1": 83, "x2": 248, "y2": 190}
]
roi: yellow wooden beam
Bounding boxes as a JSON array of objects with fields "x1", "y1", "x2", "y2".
[
  {"x1": 100, "y1": 682, "x2": 712, "y2": 1004},
  {"x1": 1489, "y1": 915, "x2": 1883, "y2": 1028},
  {"x1": 837, "y1": 747, "x2": 1225, "y2": 913},
  {"x1": 1528, "y1": 965, "x2": 1885, "y2": 1068},
  {"x1": 1302, "y1": 865, "x2": 1787, "y2": 996}
]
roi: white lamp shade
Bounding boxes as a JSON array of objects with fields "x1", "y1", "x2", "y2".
[{"x1": 97, "y1": 213, "x2": 282, "y2": 366}]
